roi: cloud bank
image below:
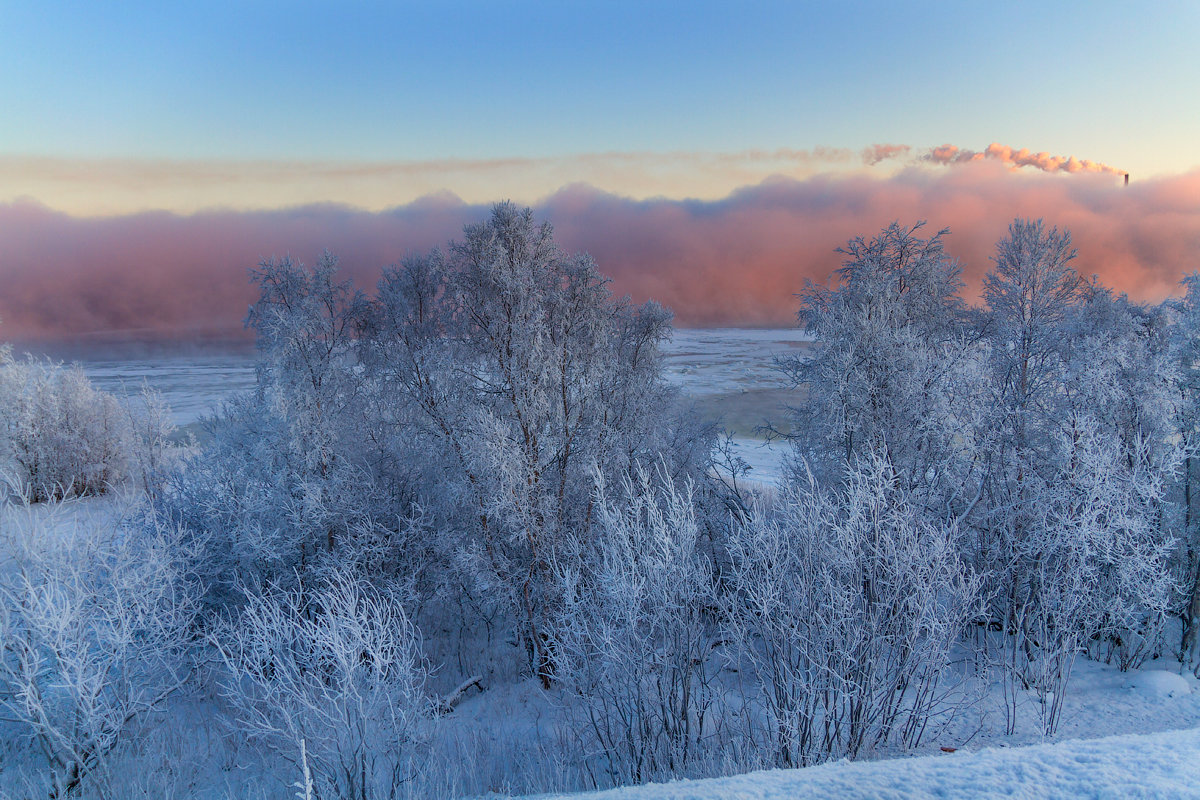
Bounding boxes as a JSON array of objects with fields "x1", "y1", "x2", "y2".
[{"x1": 1, "y1": 161, "x2": 1195, "y2": 345}]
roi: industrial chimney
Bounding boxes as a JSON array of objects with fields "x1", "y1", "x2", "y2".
[{"x1": 1124, "y1": 173, "x2": 1130, "y2": 187}]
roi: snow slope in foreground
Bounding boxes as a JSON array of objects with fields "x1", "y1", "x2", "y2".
[{"x1": 538, "y1": 727, "x2": 1200, "y2": 799}]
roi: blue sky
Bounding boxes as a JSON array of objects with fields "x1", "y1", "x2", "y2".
[{"x1": 3, "y1": 0, "x2": 1197, "y2": 174}]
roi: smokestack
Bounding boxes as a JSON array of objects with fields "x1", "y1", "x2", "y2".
[{"x1": 1124, "y1": 173, "x2": 1130, "y2": 187}]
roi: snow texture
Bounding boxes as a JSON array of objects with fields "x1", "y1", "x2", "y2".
[
  {"x1": 537, "y1": 726, "x2": 1200, "y2": 799},
  {"x1": 1125, "y1": 671, "x2": 1194, "y2": 700}
]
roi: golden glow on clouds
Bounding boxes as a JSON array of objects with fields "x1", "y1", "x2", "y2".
[
  {"x1": 0, "y1": 149, "x2": 858, "y2": 216},
  {"x1": 1, "y1": 143, "x2": 1135, "y2": 217}
]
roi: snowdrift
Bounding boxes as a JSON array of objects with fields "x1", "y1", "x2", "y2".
[{"x1": 541, "y1": 727, "x2": 1200, "y2": 799}]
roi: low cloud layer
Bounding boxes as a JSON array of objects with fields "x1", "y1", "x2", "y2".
[{"x1": 1, "y1": 161, "x2": 1195, "y2": 345}]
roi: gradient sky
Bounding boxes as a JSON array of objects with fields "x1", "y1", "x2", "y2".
[
  {"x1": 2, "y1": 1, "x2": 1199, "y2": 338},
  {"x1": 5, "y1": 2, "x2": 1198, "y2": 181}
]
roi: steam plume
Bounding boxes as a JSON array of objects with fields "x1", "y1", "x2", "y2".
[
  {"x1": 925, "y1": 143, "x2": 1126, "y2": 176},
  {"x1": 862, "y1": 144, "x2": 912, "y2": 165}
]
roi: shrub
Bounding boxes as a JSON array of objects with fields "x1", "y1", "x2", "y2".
[
  {"x1": 0, "y1": 357, "x2": 129, "y2": 502},
  {"x1": 0, "y1": 497, "x2": 201, "y2": 797},
  {"x1": 212, "y1": 567, "x2": 429, "y2": 800}
]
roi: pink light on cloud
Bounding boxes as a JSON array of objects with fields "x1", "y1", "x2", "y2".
[
  {"x1": 925, "y1": 143, "x2": 1127, "y2": 176},
  {"x1": 1, "y1": 162, "x2": 1194, "y2": 344}
]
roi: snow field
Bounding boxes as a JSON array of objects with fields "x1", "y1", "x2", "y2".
[{"x1": 535, "y1": 726, "x2": 1200, "y2": 799}]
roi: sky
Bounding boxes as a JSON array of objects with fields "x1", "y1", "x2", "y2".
[{"x1": 2, "y1": 1, "x2": 1199, "y2": 339}]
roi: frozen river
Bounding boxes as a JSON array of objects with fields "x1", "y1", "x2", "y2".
[{"x1": 52, "y1": 328, "x2": 806, "y2": 486}]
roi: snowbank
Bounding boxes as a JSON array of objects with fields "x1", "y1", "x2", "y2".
[
  {"x1": 539, "y1": 727, "x2": 1200, "y2": 799},
  {"x1": 1124, "y1": 670, "x2": 1194, "y2": 700}
]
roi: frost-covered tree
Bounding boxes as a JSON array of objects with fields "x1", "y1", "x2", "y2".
[
  {"x1": 981, "y1": 220, "x2": 1087, "y2": 481},
  {"x1": 976, "y1": 220, "x2": 1085, "y2": 722},
  {"x1": 781, "y1": 222, "x2": 980, "y2": 516},
  {"x1": 1169, "y1": 272, "x2": 1200, "y2": 671},
  {"x1": 977, "y1": 220, "x2": 1182, "y2": 732},
  {"x1": 166, "y1": 254, "x2": 419, "y2": 604},
  {"x1": 245, "y1": 252, "x2": 372, "y2": 497},
  {"x1": 365, "y1": 203, "x2": 711, "y2": 685},
  {"x1": 782, "y1": 217, "x2": 1184, "y2": 737},
  {"x1": 168, "y1": 205, "x2": 713, "y2": 685},
  {"x1": 1062, "y1": 288, "x2": 1182, "y2": 666},
  {"x1": 1013, "y1": 415, "x2": 1176, "y2": 731}
]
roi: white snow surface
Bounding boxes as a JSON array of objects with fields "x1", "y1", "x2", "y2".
[
  {"x1": 534, "y1": 726, "x2": 1200, "y2": 799},
  {"x1": 1125, "y1": 670, "x2": 1195, "y2": 699}
]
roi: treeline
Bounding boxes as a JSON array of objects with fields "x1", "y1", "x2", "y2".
[
  {"x1": 0, "y1": 206, "x2": 1198, "y2": 798},
  {"x1": 783, "y1": 219, "x2": 1195, "y2": 736}
]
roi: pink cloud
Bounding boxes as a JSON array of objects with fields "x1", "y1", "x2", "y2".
[{"x1": 1, "y1": 162, "x2": 1194, "y2": 344}]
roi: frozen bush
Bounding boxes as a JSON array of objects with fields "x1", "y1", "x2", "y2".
[
  {"x1": 724, "y1": 455, "x2": 979, "y2": 767},
  {"x1": 553, "y1": 464, "x2": 720, "y2": 787},
  {"x1": 0, "y1": 496, "x2": 202, "y2": 798},
  {"x1": 212, "y1": 566, "x2": 429, "y2": 800},
  {"x1": 162, "y1": 388, "x2": 429, "y2": 617},
  {"x1": 0, "y1": 357, "x2": 130, "y2": 503},
  {"x1": 123, "y1": 381, "x2": 181, "y2": 500}
]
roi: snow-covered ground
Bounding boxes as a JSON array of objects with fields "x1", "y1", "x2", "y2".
[{"x1": 535, "y1": 725, "x2": 1200, "y2": 799}]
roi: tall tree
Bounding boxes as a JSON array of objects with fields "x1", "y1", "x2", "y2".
[
  {"x1": 1171, "y1": 273, "x2": 1200, "y2": 670},
  {"x1": 979, "y1": 220, "x2": 1180, "y2": 731},
  {"x1": 368, "y1": 202, "x2": 707, "y2": 685},
  {"x1": 781, "y1": 221, "x2": 979, "y2": 516}
]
